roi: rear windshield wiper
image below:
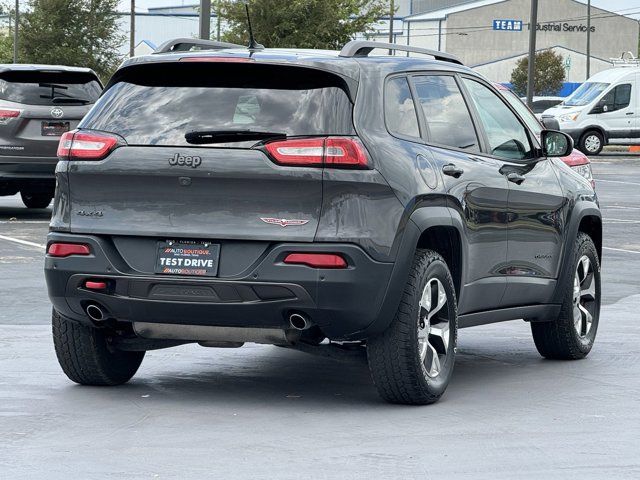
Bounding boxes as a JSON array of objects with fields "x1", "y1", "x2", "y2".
[
  {"x1": 185, "y1": 130, "x2": 286, "y2": 145},
  {"x1": 52, "y1": 97, "x2": 91, "y2": 105}
]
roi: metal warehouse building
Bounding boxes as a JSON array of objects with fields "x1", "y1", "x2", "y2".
[{"x1": 366, "y1": 0, "x2": 639, "y2": 83}]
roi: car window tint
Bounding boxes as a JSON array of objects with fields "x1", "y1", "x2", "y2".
[
  {"x1": 0, "y1": 72, "x2": 101, "y2": 106},
  {"x1": 80, "y1": 63, "x2": 354, "y2": 146},
  {"x1": 462, "y1": 79, "x2": 534, "y2": 161},
  {"x1": 412, "y1": 75, "x2": 479, "y2": 151},
  {"x1": 384, "y1": 77, "x2": 420, "y2": 139}
]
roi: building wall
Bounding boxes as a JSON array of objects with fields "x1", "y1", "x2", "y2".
[
  {"x1": 444, "y1": 0, "x2": 638, "y2": 76},
  {"x1": 474, "y1": 46, "x2": 613, "y2": 83}
]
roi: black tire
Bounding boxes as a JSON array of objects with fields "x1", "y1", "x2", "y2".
[
  {"x1": 366, "y1": 249, "x2": 458, "y2": 405},
  {"x1": 52, "y1": 309, "x2": 145, "y2": 386},
  {"x1": 531, "y1": 233, "x2": 601, "y2": 360},
  {"x1": 20, "y1": 191, "x2": 53, "y2": 209},
  {"x1": 578, "y1": 130, "x2": 604, "y2": 156}
]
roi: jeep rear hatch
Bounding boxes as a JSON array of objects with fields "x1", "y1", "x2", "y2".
[{"x1": 66, "y1": 61, "x2": 359, "y2": 242}]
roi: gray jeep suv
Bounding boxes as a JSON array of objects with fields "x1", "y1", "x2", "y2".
[
  {"x1": 45, "y1": 40, "x2": 602, "y2": 404},
  {"x1": 0, "y1": 64, "x2": 101, "y2": 208}
]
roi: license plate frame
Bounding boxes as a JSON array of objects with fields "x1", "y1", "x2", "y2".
[
  {"x1": 155, "y1": 240, "x2": 220, "y2": 277},
  {"x1": 41, "y1": 121, "x2": 70, "y2": 136}
]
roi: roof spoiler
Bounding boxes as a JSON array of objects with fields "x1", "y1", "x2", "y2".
[
  {"x1": 339, "y1": 40, "x2": 463, "y2": 65},
  {"x1": 154, "y1": 38, "x2": 245, "y2": 54}
]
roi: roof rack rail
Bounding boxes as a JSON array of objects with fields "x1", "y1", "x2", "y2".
[
  {"x1": 339, "y1": 40, "x2": 463, "y2": 65},
  {"x1": 154, "y1": 38, "x2": 245, "y2": 54}
]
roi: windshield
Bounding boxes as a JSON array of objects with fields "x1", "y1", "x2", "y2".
[
  {"x1": 501, "y1": 89, "x2": 542, "y2": 136},
  {"x1": 563, "y1": 82, "x2": 609, "y2": 106}
]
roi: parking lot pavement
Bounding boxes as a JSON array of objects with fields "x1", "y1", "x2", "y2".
[{"x1": 1, "y1": 156, "x2": 639, "y2": 479}]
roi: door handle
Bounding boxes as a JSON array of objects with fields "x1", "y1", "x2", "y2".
[
  {"x1": 442, "y1": 164, "x2": 464, "y2": 178},
  {"x1": 626, "y1": 112, "x2": 635, "y2": 115},
  {"x1": 506, "y1": 172, "x2": 526, "y2": 184}
]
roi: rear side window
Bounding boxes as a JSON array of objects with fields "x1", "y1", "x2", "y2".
[
  {"x1": 600, "y1": 83, "x2": 632, "y2": 112},
  {"x1": 0, "y1": 71, "x2": 101, "y2": 105},
  {"x1": 81, "y1": 63, "x2": 354, "y2": 146},
  {"x1": 385, "y1": 77, "x2": 420, "y2": 139},
  {"x1": 412, "y1": 75, "x2": 480, "y2": 152}
]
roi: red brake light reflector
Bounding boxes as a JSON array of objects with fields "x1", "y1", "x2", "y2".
[
  {"x1": 264, "y1": 137, "x2": 369, "y2": 169},
  {"x1": 85, "y1": 280, "x2": 107, "y2": 290},
  {"x1": 57, "y1": 130, "x2": 120, "y2": 160},
  {"x1": 0, "y1": 108, "x2": 21, "y2": 118},
  {"x1": 47, "y1": 243, "x2": 91, "y2": 257},
  {"x1": 283, "y1": 253, "x2": 347, "y2": 269}
]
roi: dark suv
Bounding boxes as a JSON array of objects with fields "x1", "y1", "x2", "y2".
[
  {"x1": 45, "y1": 40, "x2": 602, "y2": 405},
  {"x1": 0, "y1": 64, "x2": 101, "y2": 208}
]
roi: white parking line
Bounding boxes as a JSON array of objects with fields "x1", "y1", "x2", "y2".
[
  {"x1": 0, "y1": 235, "x2": 46, "y2": 250},
  {"x1": 596, "y1": 179, "x2": 640, "y2": 186},
  {"x1": 603, "y1": 205, "x2": 640, "y2": 210},
  {"x1": 0, "y1": 220, "x2": 50, "y2": 224},
  {"x1": 603, "y1": 246, "x2": 640, "y2": 255},
  {"x1": 604, "y1": 218, "x2": 640, "y2": 224}
]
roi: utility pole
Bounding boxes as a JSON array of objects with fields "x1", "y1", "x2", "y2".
[
  {"x1": 200, "y1": 0, "x2": 211, "y2": 40},
  {"x1": 526, "y1": 0, "x2": 538, "y2": 108},
  {"x1": 388, "y1": 0, "x2": 394, "y2": 55},
  {"x1": 129, "y1": 0, "x2": 135, "y2": 58},
  {"x1": 216, "y1": 0, "x2": 221, "y2": 41},
  {"x1": 586, "y1": 0, "x2": 591, "y2": 79},
  {"x1": 13, "y1": 0, "x2": 18, "y2": 63}
]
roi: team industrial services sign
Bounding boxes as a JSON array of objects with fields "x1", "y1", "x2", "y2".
[
  {"x1": 493, "y1": 19, "x2": 523, "y2": 31},
  {"x1": 493, "y1": 19, "x2": 596, "y2": 33}
]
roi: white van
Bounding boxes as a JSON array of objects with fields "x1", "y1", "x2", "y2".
[{"x1": 543, "y1": 66, "x2": 639, "y2": 155}]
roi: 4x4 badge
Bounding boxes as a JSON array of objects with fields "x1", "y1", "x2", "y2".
[{"x1": 260, "y1": 217, "x2": 309, "y2": 227}]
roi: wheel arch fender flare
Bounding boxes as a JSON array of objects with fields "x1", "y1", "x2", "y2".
[
  {"x1": 552, "y1": 203, "x2": 602, "y2": 304},
  {"x1": 351, "y1": 206, "x2": 465, "y2": 339}
]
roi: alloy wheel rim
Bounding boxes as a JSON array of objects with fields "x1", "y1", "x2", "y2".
[
  {"x1": 418, "y1": 278, "x2": 451, "y2": 378},
  {"x1": 585, "y1": 135, "x2": 600, "y2": 152},
  {"x1": 573, "y1": 255, "x2": 596, "y2": 338}
]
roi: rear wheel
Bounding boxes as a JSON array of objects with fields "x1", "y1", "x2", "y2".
[
  {"x1": 578, "y1": 130, "x2": 604, "y2": 156},
  {"x1": 531, "y1": 233, "x2": 600, "y2": 359},
  {"x1": 52, "y1": 309, "x2": 145, "y2": 386},
  {"x1": 20, "y1": 191, "x2": 53, "y2": 209},
  {"x1": 367, "y1": 249, "x2": 457, "y2": 405}
]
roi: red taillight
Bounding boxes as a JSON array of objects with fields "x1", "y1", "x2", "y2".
[
  {"x1": 0, "y1": 108, "x2": 21, "y2": 118},
  {"x1": 264, "y1": 137, "x2": 369, "y2": 169},
  {"x1": 283, "y1": 253, "x2": 348, "y2": 269},
  {"x1": 57, "y1": 130, "x2": 120, "y2": 160},
  {"x1": 47, "y1": 243, "x2": 91, "y2": 257},
  {"x1": 265, "y1": 138, "x2": 325, "y2": 166}
]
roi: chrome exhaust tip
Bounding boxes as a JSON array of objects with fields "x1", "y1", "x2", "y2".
[
  {"x1": 289, "y1": 313, "x2": 310, "y2": 331},
  {"x1": 85, "y1": 303, "x2": 106, "y2": 321}
]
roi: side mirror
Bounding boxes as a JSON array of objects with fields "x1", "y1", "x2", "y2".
[
  {"x1": 541, "y1": 130, "x2": 573, "y2": 157},
  {"x1": 541, "y1": 116, "x2": 560, "y2": 130}
]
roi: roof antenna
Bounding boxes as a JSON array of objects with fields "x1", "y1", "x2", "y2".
[{"x1": 244, "y1": 3, "x2": 264, "y2": 51}]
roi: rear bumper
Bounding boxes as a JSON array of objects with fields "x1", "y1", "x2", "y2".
[
  {"x1": 0, "y1": 154, "x2": 57, "y2": 179},
  {"x1": 44, "y1": 232, "x2": 396, "y2": 340}
]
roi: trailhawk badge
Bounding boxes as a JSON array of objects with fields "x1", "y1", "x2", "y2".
[{"x1": 260, "y1": 217, "x2": 309, "y2": 227}]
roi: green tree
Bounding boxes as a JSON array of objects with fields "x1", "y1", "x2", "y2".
[
  {"x1": 18, "y1": 0, "x2": 124, "y2": 81},
  {"x1": 219, "y1": 0, "x2": 388, "y2": 49},
  {"x1": 510, "y1": 49, "x2": 566, "y2": 97}
]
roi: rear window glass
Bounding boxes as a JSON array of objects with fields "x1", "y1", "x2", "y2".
[
  {"x1": 0, "y1": 71, "x2": 101, "y2": 106},
  {"x1": 81, "y1": 63, "x2": 354, "y2": 146}
]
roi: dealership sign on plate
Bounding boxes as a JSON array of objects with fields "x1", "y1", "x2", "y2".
[{"x1": 493, "y1": 19, "x2": 523, "y2": 31}]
